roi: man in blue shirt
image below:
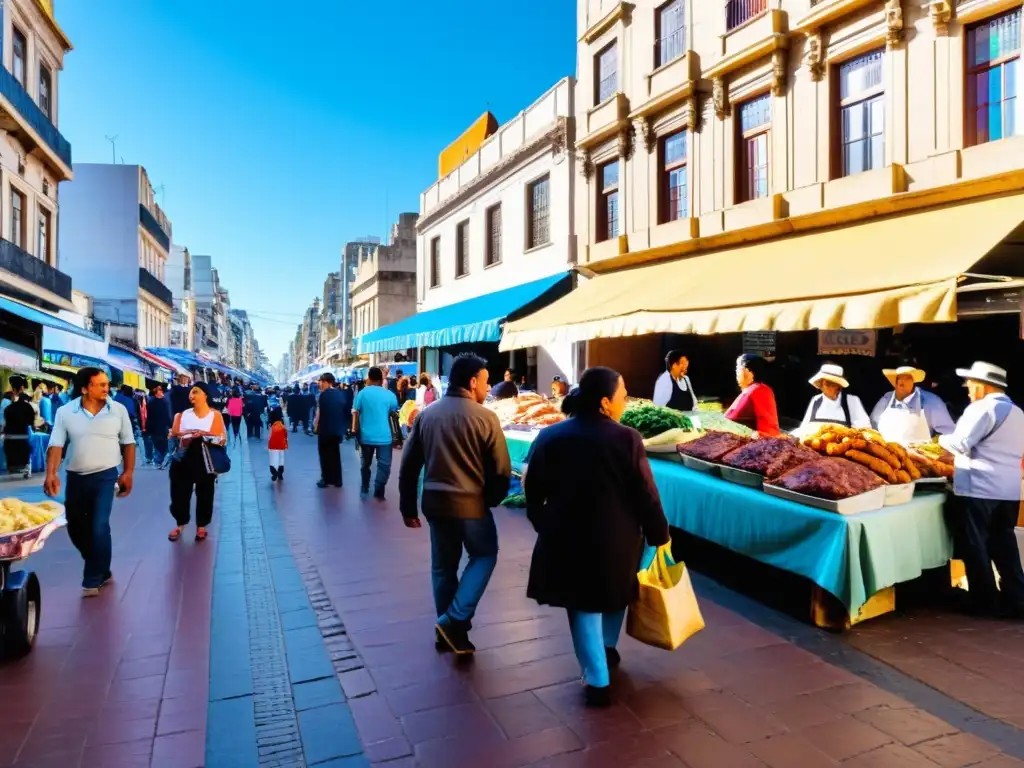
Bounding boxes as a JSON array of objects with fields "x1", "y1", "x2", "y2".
[
  {"x1": 353, "y1": 367, "x2": 399, "y2": 500},
  {"x1": 940, "y1": 362, "x2": 1024, "y2": 619},
  {"x1": 314, "y1": 373, "x2": 346, "y2": 488}
]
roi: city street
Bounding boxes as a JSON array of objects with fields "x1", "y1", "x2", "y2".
[{"x1": 0, "y1": 434, "x2": 1021, "y2": 767}]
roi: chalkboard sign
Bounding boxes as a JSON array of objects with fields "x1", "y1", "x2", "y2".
[{"x1": 742, "y1": 331, "x2": 776, "y2": 359}]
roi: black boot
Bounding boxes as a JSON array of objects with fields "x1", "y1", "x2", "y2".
[
  {"x1": 277, "y1": 466, "x2": 284, "y2": 481},
  {"x1": 270, "y1": 466, "x2": 279, "y2": 481}
]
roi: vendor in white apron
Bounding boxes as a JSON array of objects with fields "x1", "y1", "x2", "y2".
[
  {"x1": 870, "y1": 366, "x2": 956, "y2": 444},
  {"x1": 794, "y1": 364, "x2": 872, "y2": 438},
  {"x1": 652, "y1": 349, "x2": 698, "y2": 412}
]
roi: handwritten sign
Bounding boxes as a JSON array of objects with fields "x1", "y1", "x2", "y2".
[
  {"x1": 818, "y1": 330, "x2": 877, "y2": 357},
  {"x1": 742, "y1": 331, "x2": 776, "y2": 359}
]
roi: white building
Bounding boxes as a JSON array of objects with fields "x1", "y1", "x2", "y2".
[
  {"x1": 399, "y1": 77, "x2": 579, "y2": 387},
  {"x1": 166, "y1": 244, "x2": 195, "y2": 350},
  {"x1": 0, "y1": 0, "x2": 74, "y2": 313},
  {"x1": 58, "y1": 163, "x2": 174, "y2": 347}
]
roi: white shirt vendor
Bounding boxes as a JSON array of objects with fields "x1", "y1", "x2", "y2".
[
  {"x1": 870, "y1": 366, "x2": 955, "y2": 444},
  {"x1": 939, "y1": 393, "x2": 1024, "y2": 501},
  {"x1": 48, "y1": 396, "x2": 135, "y2": 474},
  {"x1": 653, "y1": 350, "x2": 697, "y2": 411},
  {"x1": 796, "y1": 363, "x2": 871, "y2": 436}
]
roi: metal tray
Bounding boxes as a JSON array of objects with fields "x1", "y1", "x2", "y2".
[
  {"x1": 884, "y1": 483, "x2": 916, "y2": 506},
  {"x1": 914, "y1": 476, "x2": 949, "y2": 492},
  {"x1": 763, "y1": 484, "x2": 886, "y2": 515},
  {"x1": 645, "y1": 443, "x2": 682, "y2": 454},
  {"x1": 719, "y1": 465, "x2": 764, "y2": 490},
  {"x1": 680, "y1": 455, "x2": 722, "y2": 475}
]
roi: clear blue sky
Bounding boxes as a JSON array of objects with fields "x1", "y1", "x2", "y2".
[{"x1": 57, "y1": 1, "x2": 576, "y2": 362}]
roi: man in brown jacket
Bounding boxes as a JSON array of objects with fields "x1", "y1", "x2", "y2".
[{"x1": 398, "y1": 353, "x2": 512, "y2": 655}]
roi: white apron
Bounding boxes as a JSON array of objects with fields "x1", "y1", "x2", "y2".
[{"x1": 876, "y1": 392, "x2": 931, "y2": 445}]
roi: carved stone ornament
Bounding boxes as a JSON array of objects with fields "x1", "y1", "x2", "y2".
[
  {"x1": 682, "y1": 94, "x2": 701, "y2": 133},
  {"x1": 577, "y1": 149, "x2": 594, "y2": 180},
  {"x1": 712, "y1": 77, "x2": 728, "y2": 120},
  {"x1": 551, "y1": 120, "x2": 568, "y2": 156},
  {"x1": 805, "y1": 31, "x2": 825, "y2": 82},
  {"x1": 618, "y1": 122, "x2": 636, "y2": 161},
  {"x1": 928, "y1": 0, "x2": 952, "y2": 36},
  {"x1": 639, "y1": 117, "x2": 657, "y2": 154},
  {"x1": 885, "y1": 0, "x2": 904, "y2": 49},
  {"x1": 771, "y1": 49, "x2": 787, "y2": 97}
]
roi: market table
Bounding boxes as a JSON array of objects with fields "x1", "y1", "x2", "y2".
[
  {"x1": 504, "y1": 429, "x2": 956, "y2": 629},
  {"x1": 0, "y1": 433, "x2": 50, "y2": 475}
]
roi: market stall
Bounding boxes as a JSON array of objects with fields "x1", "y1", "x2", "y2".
[{"x1": 496, "y1": 398, "x2": 959, "y2": 630}]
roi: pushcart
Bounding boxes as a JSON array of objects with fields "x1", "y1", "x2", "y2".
[{"x1": 0, "y1": 507, "x2": 65, "y2": 658}]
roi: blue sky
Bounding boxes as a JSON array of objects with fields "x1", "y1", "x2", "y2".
[{"x1": 57, "y1": 1, "x2": 576, "y2": 362}]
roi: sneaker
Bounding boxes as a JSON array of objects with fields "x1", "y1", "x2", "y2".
[
  {"x1": 373, "y1": 490, "x2": 386, "y2": 501},
  {"x1": 81, "y1": 586, "x2": 101, "y2": 598},
  {"x1": 435, "y1": 623, "x2": 475, "y2": 655},
  {"x1": 100, "y1": 572, "x2": 113, "y2": 589},
  {"x1": 317, "y1": 480, "x2": 329, "y2": 489},
  {"x1": 584, "y1": 685, "x2": 611, "y2": 708},
  {"x1": 435, "y1": 627, "x2": 450, "y2": 653},
  {"x1": 360, "y1": 488, "x2": 369, "y2": 499},
  {"x1": 605, "y1": 647, "x2": 621, "y2": 669}
]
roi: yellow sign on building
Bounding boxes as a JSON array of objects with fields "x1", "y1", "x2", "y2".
[{"x1": 437, "y1": 112, "x2": 497, "y2": 179}]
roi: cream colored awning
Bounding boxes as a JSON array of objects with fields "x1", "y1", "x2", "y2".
[{"x1": 500, "y1": 193, "x2": 1024, "y2": 351}]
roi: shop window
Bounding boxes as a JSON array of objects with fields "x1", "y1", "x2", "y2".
[
  {"x1": 485, "y1": 204, "x2": 501, "y2": 266},
  {"x1": 595, "y1": 41, "x2": 618, "y2": 104},
  {"x1": 527, "y1": 175, "x2": 550, "y2": 249},
  {"x1": 455, "y1": 220, "x2": 469, "y2": 278},
  {"x1": 597, "y1": 160, "x2": 620, "y2": 242},
  {"x1": 737, "y1": 94, "x2": 771, "y2": 203},
  {"x1": 660, "y1": 130, "x2": 688, "y2": 223},
  {"x1": 965, "y1": 8, "x2": 1020, "y2": 146},
  {"x1": 429, "y1": 236, "x2": 440, "y2": 288},
  {"x1": 656, "y1": 0, "x2": 685, "y2": 68},
  {"x1": 836, "y1": 50, "x2": 884, "y2": 177}
]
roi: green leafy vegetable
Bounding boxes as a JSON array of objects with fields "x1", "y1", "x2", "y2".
[{"x1": 620, "y1": 405, "x2": 693, "y2": 439}]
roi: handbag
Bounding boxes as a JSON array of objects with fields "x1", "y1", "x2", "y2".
[
  {"x1": 389, "y1": 411, "x2": 404, "y2": 448},
  {"x1": 201, "y1": 440, "x2": 232, "y2": 475},
  {"x1": 626, "y1": 543, "x2": 705, "y2": 651}
]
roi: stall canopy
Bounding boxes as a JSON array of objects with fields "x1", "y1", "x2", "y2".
[
  {"x1": 359, "y1": 271, "x2": 573, "y2": 354},
  {"x1": 501, "y1": 194, "x2": 1024, "y2": 350},
  {"x1": 136, "y1": 349, "x2": 190, "y2": 377},
  {"x1": 105, "y1": 345, "x2": 154, "y2": 378},
  {"x1": 0, "y1": 296, "x2": 104, "y2": 342}
]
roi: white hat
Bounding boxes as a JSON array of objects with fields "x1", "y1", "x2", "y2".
[
  {"x1": 955, "y1": 361, "x2": 1008, "y2": 389},
  {"x1": 883, "y1": 366, "x2": 926, "y2": 388},
  {"x1": 809, "y1": 364, "x2": 849, "y2": 390}
]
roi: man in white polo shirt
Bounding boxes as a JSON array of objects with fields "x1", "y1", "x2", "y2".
[{"x1": 44, "y1": 367, "x2": 136, "y2": 597}]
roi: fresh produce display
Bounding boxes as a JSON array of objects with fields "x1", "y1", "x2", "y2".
[
  {"x1": 801, "y1": 425, "x2": 923, "y2": 485},
  {"x1": 688, "y1": 410, "x2": 753, "y2": 437},
  {"x1": 643, "y1": 428, "x2": 704, "y2": 449},
  {"x1": 696, "y1": 401, "x2": 724, "y2": 413},
  {"x1": 720, "y1": 437, "x2": 820, "y2": 479},
  {"x1": 621, "y1": 405, "x2": 693, "y2": 439},
  {"x1": 768, "y1": 458, "x2": 885, "y2": 500},
  {"x1": 677, "y1": 432, "x2": 752, "y2": 463},
  {"x1": 0, "y1": 499, "x2": 61, "y2": 535},
  {"x1": 488, "y1": 393, "x2": 566, "y2": 428}
]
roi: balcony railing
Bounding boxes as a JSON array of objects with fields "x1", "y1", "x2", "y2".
[
  {"x1": 655, "y1": 29, "x2": 686, "y2": 68},
  {"x1": 0, "y1": 238, "x2": 71, "y2": 301},
  {"x1": 726, "y1": 0, "x2": 768, "y2": 30},
  {"x1": 138, "y1": 267, "x2": 173, "y2": 308},
  {"x1": 0, "y1": 66, "x2": 72, "y2": 170},
  {"x1": 139, "y1": 204, "x2": 171, "y2": 251}
]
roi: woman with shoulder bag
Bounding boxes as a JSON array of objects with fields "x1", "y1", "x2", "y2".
[{"x1": 167, "y1": 382, "x2": 228, "y2": 542}]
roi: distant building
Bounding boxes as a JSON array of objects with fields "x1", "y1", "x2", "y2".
[
  {"x1": 166, "y1": 244, "x2": 195, "y2": 350},
  {"x1": 59, "y1": 163, "x2": 174, "y2": 347},
  {"x1": 340, "y1": 236, "x2": 381, "y2": 358},
  {"x1": 319, "y1": 271, "x2": 342, "y2": 359}
]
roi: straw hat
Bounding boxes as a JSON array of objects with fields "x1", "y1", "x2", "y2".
[
  {"x1": 883, "y1": 366, "x2": 926, "y2": 388},
  {"x1": 809, "y1": 364, "x2": 849, "y2": 390},
  {"x1": 955, "y1": 361, "x2": 1008, "y2": 389}
]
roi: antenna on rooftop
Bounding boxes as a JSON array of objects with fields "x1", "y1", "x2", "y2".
[{"x1": 104, "y1": 134, "x2": 118, "y2": 164}]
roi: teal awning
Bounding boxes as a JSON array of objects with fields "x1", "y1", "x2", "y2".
[{"x1": 358, "y1": 272, "x2": 573, "y2": 354}]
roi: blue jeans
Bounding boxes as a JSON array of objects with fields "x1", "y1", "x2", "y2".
[
  {"x1": 567, "y1": 609, "x2": 626, "y2": 688},
  {"x1": 429, "y1": 514, "x2": 499, "y2": 628},
  {"x1": 359, "y1": 443, "x2": 393, "y2": 495},
  {"x1": 142, "y1": 434, "x2": 154, "y2": 464},
  {"x1": 148, "y1": 434, "x2": 169, "y2": 466},
  {"x1": 161, "y1": 438, "x2": 178, "y2": 469},
  {"x1": 64, "y1": 467, "x2": 118, "y2": 588}
]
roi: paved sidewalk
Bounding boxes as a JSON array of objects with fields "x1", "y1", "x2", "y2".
[{"x1": 258, "y1": 436, "x2": 1024, "y2": 768}]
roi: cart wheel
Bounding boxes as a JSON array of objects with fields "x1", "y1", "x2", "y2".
[{"x1": 2, "y1": 572, "x2": 40, "y2": 658}]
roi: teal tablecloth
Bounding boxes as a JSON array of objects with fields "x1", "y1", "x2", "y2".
[{"x1": 504, "y1": 430, "x2": 953, "y2": 616}]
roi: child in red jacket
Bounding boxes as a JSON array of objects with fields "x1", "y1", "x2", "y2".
[{"x1": 268, "y1": 409, "x2": 288, "y2": 481}]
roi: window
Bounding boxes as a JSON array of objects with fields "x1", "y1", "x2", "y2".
[
  {"x1": 737, "y1": 94, "x2": 771, "y2": 203},
  {"x1": 10, "y1": 188, "x2": 24, "y2": 249},
  {"x1": 837, "y1": 51, "x2": 885, "y2": 176},
  {"x1": 38, "y1": 64, "x2": 52, "y2": 119},
  {"x1": 656, "y1": 0, "x2": 685, "y2": 68},
  {"x1": 485, "y1": 204, "x2": 502, "y2": 266},
  {"x1": 12, "y1": 27, "x2": 26, "y2": 87},
  {"x1": 727, "y1": 0, "x2": 767, "y2": 31},
  {"x1": 965, "y1": 8, "x2": 1020, "y2": 146},
  {"x1": 429, "y1": 236, "x2": 440, "y2": 288},
  {"x1": 660, "y1": 131, "x2": 688, "y2": 223},
  {"x1": 527, "y1": 176, "x2": 550, "y2": 249},
  {"x1": 37, "y1": 206, "x2": 50, "y2": 263},
  {"x1": 455, "y1": 220, "x2": 469, "y2": 277},
  {"x1": 597, "y1": 160, "x2": 620, "y2": 241},
  {"x1": 595, "y1": 42, "x2": 618, "y2": 104}
]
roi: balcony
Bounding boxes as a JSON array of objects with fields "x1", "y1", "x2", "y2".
[
  {"x1": 579, "y1": 92, "x2": 631, "y2": 151},
  {"x1": 0, "y1": 237, "x2": 72, "y2": 303},
  {"x1": 727, "y1": 0, "x2": 768, "y2": 31},
  {"x1": 0, "y1": 66, "x2": 72, "y2": 180},
  {"x1": 139, "y1": 204, "x2": 171, "y2": 251},
  {"x1": 138, "y1": 267, "x2": 173, "y2": 308}
]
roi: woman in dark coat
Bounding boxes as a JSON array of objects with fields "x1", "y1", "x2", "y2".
[{"x1": 524, "y1": 367, "x2": 670, "y2": 707}]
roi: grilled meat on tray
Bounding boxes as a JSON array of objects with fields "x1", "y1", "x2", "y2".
[
  {"x1": 768, "y1": 458, "x2": 884, "y2": 500},
  {"x1": 677, "y1": 431, "x2": 751, "y2": 463},
  {"x1": 720, "y1": 437, "x2": 819, "y2": 479}
]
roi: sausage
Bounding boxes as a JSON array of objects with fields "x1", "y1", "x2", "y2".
[
  {"x1": 895, "y1": 469, "x2": 912, "y2": 484},
  {"x1": 866, "y1": 442, "x2": 901, "y2": 470},
  {"x1": 887, "y1": 442, "x2": 909, "y2": 464},
  {"x1": 826, "y1": 441, "x2": 850, "y2": 456},
  {"x1": 845, "y1": 450, "x2": 898, "y2": 483},
  {"x1": 904, "y1": 459, "x2": 921, "y2": 480}
]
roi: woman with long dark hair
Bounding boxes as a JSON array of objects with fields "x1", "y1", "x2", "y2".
[
  {"x1": 167, "y1": 382, "x2": 227, "y2": 542},
  {"x1": 524, "y1": 367, "x2": 670, "y2": 707},
  {"x1": 724, "y1": 353, "x2": 780, "y2": 436}
]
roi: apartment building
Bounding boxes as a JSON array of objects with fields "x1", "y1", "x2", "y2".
[
  {"x1": 350, "y1": 212, "x2": 418, "y2": 365},
  {"x1": 0, "y1": 0, "x2": 73, "y2": 312},
  {"x1": 318, "y1": 271, "x2": 342, "y2": 360},
  {"x1": 501, "y1": 0, "x2": 1024, "y2": 398},
  {"x1": 166, "y1": 244, "x2": 196, "y2": 350},
  {"x1": 340, "y1": 237, "x2": 382, "y2": 358},
  {"x1": 59, "y1": 164, "x2": 174, "y2": 347}
]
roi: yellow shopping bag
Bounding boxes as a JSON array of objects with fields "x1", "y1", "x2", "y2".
[{"x1": 626, "y1": 544, "x2": 705, "y2": 650}]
